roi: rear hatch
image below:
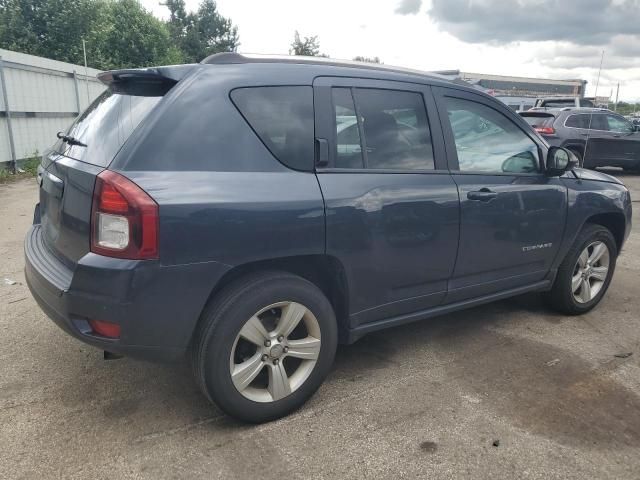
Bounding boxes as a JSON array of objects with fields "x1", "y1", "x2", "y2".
[
  {"x1": 520, "y1": 112, "x2": 557, "y2": 137},
  {"x1": 38, "y1": 66, "x2": 192, "y2": 268}
]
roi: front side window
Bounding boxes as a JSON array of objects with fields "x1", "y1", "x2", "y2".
[
  {"x1": 330, "y1": 87, "x2": 435, "y2": 170},
  {"x1": 444, "y1": 96, "x2": 539, "y2": 174},
  {"x1": 606, "y1": 114, "x2": 635, "y2": 133},
  {"x1": 231, "y1": 86, "x2": 314, "y2": 171}
]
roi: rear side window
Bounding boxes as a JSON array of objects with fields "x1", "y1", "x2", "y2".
[
  {"x1": 330, "y1": 87, "x2": 435, "y2": 170},
  {"x1": 58, "y1": 91, "x2": 161, "y2": 167},
  {"x1": 332, "y1": 88, "x2": 364, "y2": 168},
  {"x1": 565, "y1": 114, "x2": 591, "y2": 129},
  {"x1": 231, "y1": 86, "x2": 314, "y2": 171}
]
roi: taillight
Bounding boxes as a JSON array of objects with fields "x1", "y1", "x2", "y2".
[
  {"x1": 91, "y1": 170, "x2": 159, "y2": 259},
  {"x1": 535, "y1": 126, "x2": 555, "y2": 135}
]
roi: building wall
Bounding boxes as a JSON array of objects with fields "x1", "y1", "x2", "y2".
[
  {"x1": 434, "y1": 70, "x2": 587, "y2": 100},
  {"x1": 0, "y1": 49, "x2": 105, "y2": 167}
]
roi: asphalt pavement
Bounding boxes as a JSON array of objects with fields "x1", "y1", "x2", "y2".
[{"x1": 1, "y1": 170, "x2": 639, "y2": 479}]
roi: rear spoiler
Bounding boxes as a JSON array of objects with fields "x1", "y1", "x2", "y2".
[{"x1": 97, "y1": 65, "x2": 197, "y2": 95}]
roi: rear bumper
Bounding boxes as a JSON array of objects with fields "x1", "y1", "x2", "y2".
[{"x1": 25, "y1": 224, "x2": 230, "y2": 362}]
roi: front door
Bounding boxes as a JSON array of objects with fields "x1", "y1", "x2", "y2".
[
  {"x1": 434, "y1": 87, "x2": 567, "y2": 303},
  {"x1": 314, "y1": 77, "x2": 460, "y2": 327},
  {"x1": 581, "y1": 113, "x2": 640, "y2": 168}
]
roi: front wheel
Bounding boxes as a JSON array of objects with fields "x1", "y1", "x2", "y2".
[
  {"x1": 191, "y1": 271, "x2": 337, "y2": 423},
  {"x1": 546, "y1": 224, "x2": 617, "y2": 315}
]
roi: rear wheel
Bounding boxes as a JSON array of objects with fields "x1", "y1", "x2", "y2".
[
  {"x1": 546, "y1": 224, "x2": 617, "y2": 315},
  {"x1": 191, "y1": 271, "x2": 337, "y2": 423}
]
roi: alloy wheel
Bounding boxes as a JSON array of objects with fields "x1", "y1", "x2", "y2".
[
  {"x1": 229, "y1": 301, "x2": 321, "y2": 403},
  {"x1": 572, "y1": 241, "x2": 610, "y2": 304}
]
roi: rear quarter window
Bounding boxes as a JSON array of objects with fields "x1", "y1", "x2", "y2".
[{"x1": 230, "y1": 86, "x2": 314, "y2": 171}]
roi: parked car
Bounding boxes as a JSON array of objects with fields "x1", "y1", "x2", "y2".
[
  {"x1": 520, "y1": 108, "x2": 640, "y2": 170},
  {"x1": 25, "y1": 53, "x2": 632, "y2": 423}
]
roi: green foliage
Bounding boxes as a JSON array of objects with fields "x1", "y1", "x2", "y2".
[
  {"x1": 353, "y1": 56, "x2": 382, "y2": 64},
  {"x1": 161, "y1": 0, "x2": 239, "y2": 63},
  {"x1": 0, "y1": 0, "x2": 239, "y2": 69},
  {"x1": 614, "y1": 102, "x2": 640, "y2": 116},
  {"x1": 290, "y1": 31, "x2": 322, "y2": 56}
]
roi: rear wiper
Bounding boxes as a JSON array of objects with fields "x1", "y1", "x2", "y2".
[{"x1": 56, "y1": 131, "x2": 87, "y2": 147}]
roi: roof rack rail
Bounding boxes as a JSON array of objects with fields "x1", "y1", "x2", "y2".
[{"x1": 200, "y1": 52, "x2": 449, "y2": 81}]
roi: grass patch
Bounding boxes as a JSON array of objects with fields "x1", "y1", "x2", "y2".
[{"x1": 0, "y1": 153, "x2": 40, "y2": 184}]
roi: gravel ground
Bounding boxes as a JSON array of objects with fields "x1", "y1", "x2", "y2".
[{"x1": 1, "y1": 170, "x2": 639, "y2": 479}]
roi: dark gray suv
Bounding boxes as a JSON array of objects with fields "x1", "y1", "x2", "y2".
[
  {"x1": 521, "y1": 108, "x2": 640, "y2": 171},
  {"x1": 25, "y1": 54, "x2": 632, "y2": 422}
]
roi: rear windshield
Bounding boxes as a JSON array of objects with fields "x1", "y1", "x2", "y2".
[
  {"x1": 55, "y1": 90, "x2": 161, "y2": 167},
  {"x1": 521, "y1": 114, "x2": 555, "y2": 128}
]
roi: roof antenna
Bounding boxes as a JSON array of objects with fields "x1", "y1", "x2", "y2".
[{"x1": 583, "y1": 50, "x2": 604, "y2": 167}]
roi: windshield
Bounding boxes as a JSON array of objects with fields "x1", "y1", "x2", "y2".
[{"x1": 55, "y1": 90, "x2": 161, "y2": 167}]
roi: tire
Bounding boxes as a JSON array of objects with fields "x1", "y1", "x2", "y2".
[
  {"x1": 191, "y1": 271, "x2": 337, "y2": 423},
  {"x1": 546, "y1": 224, "x2": 617, "y2": 315}
]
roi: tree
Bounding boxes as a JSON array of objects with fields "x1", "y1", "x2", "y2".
[
  {"x1": 0, "y1": 0, "x2": 106, "y2": 66},
  {"x1": 290, "y1": 31, "x2": 321, "y2": 56},
  {"x1": 97, "y1": 0, "x2": 179, "y2": 69},
  {"x1": 0, "y1": 0, "x2": 239, "y2": 68},
  {"x1": 353, "y1": 56, "x2": 381, "y2": 64},
  {"x1": 165, "y1": 0, "x2": 238, "y2": 63}
]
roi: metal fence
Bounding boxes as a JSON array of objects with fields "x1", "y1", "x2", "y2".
[{"x1": 0, "y1": 48, "x2": 105, "y2": 171}]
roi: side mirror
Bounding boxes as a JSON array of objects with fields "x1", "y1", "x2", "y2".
[{"x1": 546, "y1": 147, "x2": 578, "y2": 176}]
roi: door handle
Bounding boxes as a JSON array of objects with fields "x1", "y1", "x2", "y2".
[
  {"x1": 467, "y1": 188, "x2": 498, "y2": 202},
  {"x1": 315, "y1": 138, "x2": 329, "y2": 167}
]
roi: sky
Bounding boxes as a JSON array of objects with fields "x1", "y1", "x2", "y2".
[{"x1": 140, "y1": 0, "x2": 640, "y2": 101}]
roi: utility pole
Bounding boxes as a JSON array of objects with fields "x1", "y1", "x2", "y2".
[
  {"x1": 614, "y1": 82, "x2": 620, "y2": 112},
  {"x1": 584, "y1": 50, "x2": 605, "y2": 168}
]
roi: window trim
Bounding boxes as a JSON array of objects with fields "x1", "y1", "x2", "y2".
[{"x1": 434, "y1": 86, "x2": 545, "y2": 175}]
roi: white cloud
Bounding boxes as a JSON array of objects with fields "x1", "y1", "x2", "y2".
[{"x1": 139, "y1": 0, "x2": 640, "y2": 100}]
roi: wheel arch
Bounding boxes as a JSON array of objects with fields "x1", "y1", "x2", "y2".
[
  {"x1": 584, "y1": 212, "x2": 626, "y2": 253},
  {"x1": 190, "y1": 254, "x2": 351, "y2": 347}
]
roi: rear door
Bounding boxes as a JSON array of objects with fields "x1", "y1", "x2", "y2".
[
  {"x1": 38, "y1": 82, "x2": 168, "y2": 267},
  {"x1": 434, "y1": 87, "x2": 567, "y2": 303},
  {"x1": 314, "y1": 77, "x2": 460, "y2": 327}
]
